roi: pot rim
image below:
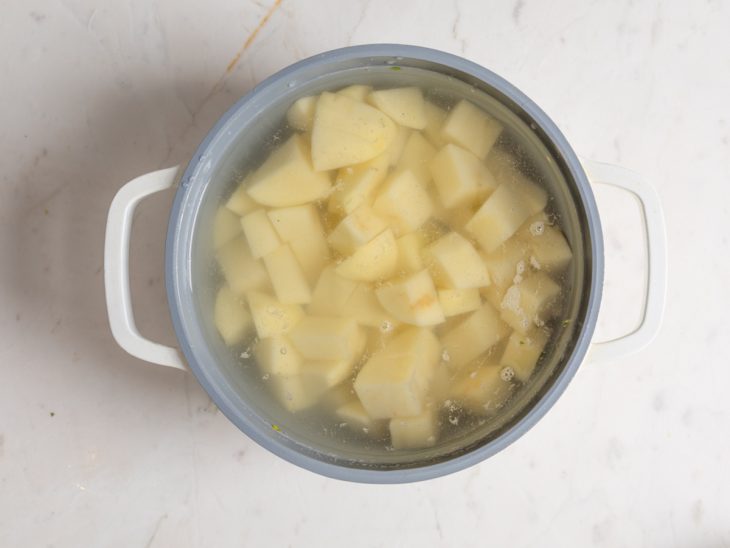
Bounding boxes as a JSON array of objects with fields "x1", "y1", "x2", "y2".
[{"x1": 165, "y1": 44, "x2": 604, "y2": 483}]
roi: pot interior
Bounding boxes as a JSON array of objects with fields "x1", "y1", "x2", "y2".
[{"x1": 168, "y1": 48, "x2": 600, "y2": 477}]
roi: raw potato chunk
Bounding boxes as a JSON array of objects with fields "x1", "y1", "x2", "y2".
[
  {"x1": 525, "y1": 225, "x2": 573, "y2": 273},
  {"x1": 311, "y1": 92, "x2": 397, "y2": 171},
  {"x1": 214, "y1": 207, "x2": 242, "y2": 249},
  {"x1": 354, "y1": 328, "x2": 440, "y2": 419},
  {"x1": 465, "y1": 179, "x2": 547, "y2": 253},
  {"x1": 422, "y1": 101, "x2": 447, "y2": 147},
  {"x1": 389, "y1": 410, "x2": 438, "y2": 449},
  {"x1": 336, "y1": 400, "x2": 386, "y2": 437},
  {"x1": 308, "y1": 267, "x2": 359, "y2": 316},
  {"x1": 263, "y1": 245, "x2": 312, "y2": 304},
  {"x1": 395, "y1": 232, "x2": 425, "y2": 274},
  {"x1": 217, "y1": 238, "x2": 269, "y2": 295},
  {"x1": 270, "y1": 375, "x2": 319, "y2": 413},
  {"x1": 367, "y1": 87, "x2": 427, "y2": 129},
  {"x1": 342, "y1": 284, "x2": 400, "y2": 329},
  {"x1": 241, "y1": 209, "x2": 281, "y2": 259},
  {"x1": 327, "y1": 205, "x2": 387, "y2": 255},
  {"x1": 500, "y1": 329, "x2": 548, "y2": 382},
  {"x1": 255, "y1": 336, "x2": 301, "y2": 377},
  {"x1": 337, "y1": 84, "x2": 372, "y2": 102},
  {"x1": 268, "y1": 204, "x2": 330, "y2": 284},
  {"x1": 441, "y1": 100, "x2": 503, "y2": 159},
  {"x1": 376, "y1": 270, "x2": 445, "y2": 326},
  {"x1": 482, "y1": 239, "x2": 530, "y2": 291},
  {"x1": 398, "y1": 132, "x2": 436, "y2": 186},
  {"x1": 336, "y1": 229, "x2": 398, "y2": 282},
  {"x1": 441, "y1": 303, "x2": 511, "y2": 369},
  {"x1": 500, "y1": 273, "x2": 561, "y2": 332},
  {"x1": 438, "y1": 288, "x2": 481, "y2": 317},
  {"x1": 373, "y1": 170, "x2": 433, "y2": 236},
  {"x1": 286, "y1": 95, "x2": 316, "y2": 131},
  {"x1": 289, "y1": 316, "x2": 365, "y2": 361},
  {"x1": 449, "y1": 363, "x2": 513, "y2": 414},
  {"x1": 328, "y1": 153, "x2": 390, "y2": 215},
  {"x1": 226, "y1": 180, "x2": 258, "y2": 216},
  {"x1": 387, "y1": 126, "x2": 411, "y2": 166},
  {"x1": 246, "y1": 135, "x2": 331, "y2": 206},
  {"x1": 247, "y1": 291, "x2": 304, "y2": 338},
  {"x1": 301, "y1": 359, "x2": 356, "y2": 393},
  {"x1": 214, "y1": 286, "x2": 252, "y2": 345},
  {"x1": 424, "y1": 232, "x2": 491, "y2": 289},
  {"x1": 323, "y1": 383, "x2": 357, "y2": 411},
  {"x1": 429, "y1": 144, "x2": 497, "y2": 208}
]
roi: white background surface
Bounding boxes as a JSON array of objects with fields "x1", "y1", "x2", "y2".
[{"x1": 1, "y1": 0, "x2": 728, "y2": 546}]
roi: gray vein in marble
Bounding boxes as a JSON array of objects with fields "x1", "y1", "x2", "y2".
[
  {"x1": 451, "y1": 0, "x2": 467, "y2": 54},
  {"x1": 346, "y1": 0, "x2": 371, "y2": 46}
]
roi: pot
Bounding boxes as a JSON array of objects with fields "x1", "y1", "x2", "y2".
[{"x1": 104, "y1": 45, "x2": 666, "y2": 483}]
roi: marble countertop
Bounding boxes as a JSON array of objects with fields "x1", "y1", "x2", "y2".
[{"x1": 1, "y1": 0, "x2": 728, "y2": 546}]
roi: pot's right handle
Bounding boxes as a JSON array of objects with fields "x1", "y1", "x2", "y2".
[
  {"x1": 104, "y1": 166, "x2": 187, "y2": 370},
  {"x1": 581, "y1": 159, "x2": 667, "y2": 363}
]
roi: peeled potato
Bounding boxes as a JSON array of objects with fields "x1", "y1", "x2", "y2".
[
  {"x1": 367, "y1": 87, "x2": 427, "y2": 129},
  {"x1": 375, "y1": 269, "x2": 445, "y2": 326},
  {"x1": 336, "y1": 229, "x2": 398, "y2": 282},
  {"x1": 311, "y1": 92, "x2": 397, "y2": 171}
]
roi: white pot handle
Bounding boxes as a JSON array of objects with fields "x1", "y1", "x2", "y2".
[
  {"x1": 104, "y1": 166, "x2": 186, "y2": 370},
  {"x1": 581, "y1": 159, "x2": 667, "y2": 363}
]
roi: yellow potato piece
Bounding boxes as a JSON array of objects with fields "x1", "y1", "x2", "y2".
[
  {"x1": 422, "y1": 101, "x2": 447, "y2": 147},
  {"x1": 449, "y1": 362, "x2": 513, "y2": 414},
  {"x1": 390, "y1": 409, "x2": 438, "y2": 449},
  {"x1": 398, "y1": 131, "x2": 436, "y2": 186},
  {"x1": 255, "y1": 336, "x2": 302, "y2": 377},
  {"x1": 341, "y1": 284, "x2": 400, "y2": 329},
  {"x1": 214, "y1": 285, "x2": 252, "y2": 345},
  {"x1": 247, "y1": 291, "x2": 304, "y2": 339},
  {"x1": 429, "y1": 143, "x2": 497, "y2": 209},
  {"x1": 311, "y1": 92, "x2": 397, "y2": 171},
  {"x1": 424, "y1": 232, "x2": 491, "y2": 289},
  {"x1": 336, "y1": 400, "x2": 387, "y2": 437},
  {"x1": 328, "y1": 153, "x2": 390, "y2": 216},
  {"x1": 438, "y1": 288, "x2": 482, "y2": 317},
  {"x1": 441, "y1": 99, "x2": 503, "y2": 159},
  {"x1": 213, "y1": 206, "x2": 242, "y2": 249},
  {"x1": 263, "y1": 245, "x2": 312, "y2": 305},
  {"x1": 500, "y1": 329, "x2": 549, "y2": 382},
  {"x1": 327, "y1": 205, "x2": 388, "y2": 255},
  {"x1": 225, "y1": 179, "x2": 258, "y2": 216},
  {"x1": 375, "y1": 269, "x2": 445, "y2": 327},
  {"x1": 288, "y1": 316, "x2": 365, "y2": 362},
  {"x1": 441, "y1": 303, "x2": 511, "y2": 369},
  {"x1": 286, "y1": 95, "x2": 317, "y2": 131},
  {"x1": 216, "y1": 237, "x2": 269, "y2": 295},
  {"x1": 387, "y1": 125, "x2": 411, "y2": 166},
  {"x1": 367, "y1": 87, "x2": 427, "y2": 129},
  {"x1": 335, "y1": 229, "x2": 398, "y2": 282},
  {"x1": 373, "y1": 170, "x2": 433, "y2": 237},
  {"x1": 307, "y1": 266, "x2": 359, "y2": 317},
  {"x1": 394, "y1": 232, "x2": 425, "y2": 275},
  {"x1": 499, "y1": 272, "x2": 561, "y2": 333},
  {"x1": 246, "y1": 134, "x2": 331, "y2": 206},
  {"x1": 241, "y1": 209, "x2": 281, "y2": 259},
  {"x1": 337, "y1": 84, "x2": 372, "y2": 102},
  {"x1": 354, "y1": 327, "x2": 440, "y2": 419}
]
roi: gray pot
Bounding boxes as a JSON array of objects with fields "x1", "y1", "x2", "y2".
[{"x1": 104, "y1": 44, "x2": 666, "y2": 483}]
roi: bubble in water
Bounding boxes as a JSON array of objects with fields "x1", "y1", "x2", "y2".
[
  {"x1": 280, "y1": 346, "x2": 287, "y2": 355},
  {"x1": 500, "y1": 366, "x2": 515, "y2": 382},
  {"x1": 240, "y1": 348, "x2": 251, "y2": 359},
  {"x1": 529, "y1": 255, "x2": 541, "y2": 270},
  {"x1": 262, "y1": 373, "x2": 270, "y2": 381},
  {"x1": 448, "y1": 415, "x2": 459, "y2": 426},
  {"x1": 287, "y1": 81, "x2": 296, "y2": 88},
  {"x1": 441, "y1": 349, "x2": 451, "y2": 362},
  {"x1": 469, "y1": 371, "x2": 477, "y2": 379},
  {"x1": 380, "y1": 320, "x2": 393, "y2": 333},
  {"x1": 529, "y1": 221, "x2": 545, "y2": 236}
]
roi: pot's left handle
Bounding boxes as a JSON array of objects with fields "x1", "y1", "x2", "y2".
[{"x1": 104, "y1": 167, "x2": 186, "y2": 370}]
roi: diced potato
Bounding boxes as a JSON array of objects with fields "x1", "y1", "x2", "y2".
[
  {"x1": 441, "y1": 99, "x2": 503, "y2": 159},
  {"x1": 337, "y1": 84, "x2": 372, "y2": 102},
  {"x1": 395, "y1": 232, "x2": 425, "y2": 274},
  {"x1": 449, "y1": 363, "x2": 513, "y2": 414},
  {"x1": 354, "y1": 327, "x2": 440, "y2": 419},
  {"x1": 389, "y1": 410, "x2": 438, "y2": 449},
  {"x1": 482, "y1": 239, "x2": 530, "y2": 291},
  {"x1": 499, "y1": 273, "x2": 561, "y2": 332},
  {"x1": 241, "y1": 209, "x2": 281, "y2": 259},
  {"x1": 373, "y1": 170, "x2": 433, "y2": 236},
  {"x1": 424, "y1": 232, "x2": 491, "y2": 289},
  {"x1": 367, "y1": 87, "x2": 427, "y2": 129},
  {"x1": 255, "y1": 336, "x2": 302, "y2": 377},
  {"x1": 375, "y1": 269, "x2": 445, "y2": 326},
  {"x1": 308, "y1": 266, "x2": 359, "y2": 316},
  {"x1": 387, "y1": 126, "x2": 411, "y2": 166},
  {"x1": 322, "y1": 382, "x2": 357, "y2": 411},
  {"x1": 246, "y1": 135, "x2": 331, "y2": 206},
  {"x1": 523, "y1": 225, "x2": 573, "y2": 273},
  {"x1": 289, "y1": 316, "x2": 365, "y2": 361},
  {"x1": 465, "y1": 179, "x2": 547, "y2": 253},
  {"x1": 311, "y1": 92, "x2": 397, "y2": 171},
  {"x1": 429, "y1": 362, "x2": 456, "y2": 403},
  {"x1": 341, "y1": 284, "x2": 400, "y2": 329},
  {"x1": 328, "y1": 153, "x2": 390, "y2": 216},
  {"x1": 267, "y1": 204, "x2": 330, "y2": 284},
  {"x1": 213, "y1": 206, "x2": 242, "y2": 249},
  {"x1": 481, "y1": 284, "x2": 505, "y2": 311},
  {"x1": 438, "y1": 288, "x2": 482, "y2": 317},
  {"x1": 500, "y1": 329, "x2": 549, "y2": 382},
  {"x1": 269, "y1": 375, "x2": 319, "y2": 412},
  {"x1": 398, "y1": 132, "x2": 436, "y2": 186},
  {"x1": 441, "y1": 303, "x2": 511, "y2": 369},
  {"x1": 217, "y1": 237, "x2": 269, "y2": 295},
  {"x1": 286, "y1": 95, "x2": 317, "y2": 131},
  {"x1": 262, "y1": 245, "x2": 311, "y2": 304},
  {"x1": 336, "y1": 400, "x2": 387, "y2": 437},
  {"x1": 422, "y1": 101, "x2": 447, "y2": 147},
  {"x1": 327, "y1": 205, "x2": 387, "y2": 255},
  {"x1": 214, "y1": 285, "x2": 252, "y2": 345},
  {"x1": 301, "y1": 358, "x2": 357, "y2": 394},
  {"x1": 335, "y1": 229, "x2": 398, "y2": 282},
  {"x1": 429, "y1": 144, "x2": 498, "y2": 209},
  {"x1": 225, "y1": 180, "x2": 258, "y2": 216},
  {"x1": 247, "y1": 291, "x2": 304, "y2": 338}
]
